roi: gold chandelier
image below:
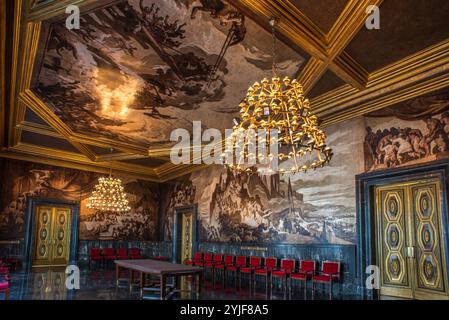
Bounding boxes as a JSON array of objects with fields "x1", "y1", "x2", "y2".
[
  {"x1": 86, "y1": 171, "x2": 131, "y2": 213},
  {"x1": 225, "y1": 19, "x2": 332, "y2": 174}
]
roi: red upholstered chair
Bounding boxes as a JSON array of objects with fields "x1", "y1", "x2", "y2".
[
  {"x1": 0, "y1": 266, "x2": 10, "y2": 300},
  {"x1": 185, "y1": 252, "x2": 203, "y2": 265},
  {"x1": 214, "y1": 254, "x2": 234, "y2": 287},
  {"x1": 88, "y1": 248, "x2": 103, "y2": 269},
  {"x1": 254, "y1": 257, "x2": 277, "y2": 296},
  {"x1": 312, "y1": 261, "x2": 341, "y2": 300},
  {"x1": 195, "y1": 252, "x2": 213, "y2": 267},
  {"x1": 240, "y1": 256, "x2": 262, "y2": 293},
  {"x1": 103, "y1": 248, "x2": 117, "y2": 267},
  {"x1": 116, "y1": 248, "x2": 129, "y2": 260},
  {"x1": 0, "y1": 281, "x2": 9, "y2": 300},
  {"x1": 290, "y1": 260, "x2": 316, "y2": 299},
  {"x1": 225, "y1": 255, "x2": 247, "y2": 289},
  {"x1": 272, "y1": 258, "x2": 295, "y2": 297},
  {"x1": 129, "y1": 248, "x2": 143, "y2": 259}
]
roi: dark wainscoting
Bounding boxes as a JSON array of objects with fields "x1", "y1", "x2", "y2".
[
  {"x1": 197, "y1": 242, "x2": 358, "y2": 294},
  {"x1": 77, "y1": 240, "x2": 173, "y2": 264}
]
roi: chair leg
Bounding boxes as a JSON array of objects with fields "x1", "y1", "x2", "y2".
[
  {"x1": 304, "y1": 279, "x2": 307, "y2": 300},
  {"x1": 312, "y1": 281, "x2": 315, "y2": 300},
  {"x1": 329, "y1": 281, "x2": 332, "y2": 300}
]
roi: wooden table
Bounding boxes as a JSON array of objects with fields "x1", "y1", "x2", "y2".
[{"x1": 115, "y1": 259, "x2": 202, "y2": 300}]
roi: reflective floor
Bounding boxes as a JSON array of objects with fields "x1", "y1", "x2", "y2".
[{"x1": 5, "y1": 267, "x2": 363, "y2": 300}]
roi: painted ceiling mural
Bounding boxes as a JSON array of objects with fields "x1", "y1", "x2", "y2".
[
  {"x1": 0, "y1": 159, "x2": 160, "y2": 241},
  {"x1": 162, "y1": 118, "x2": 365, "y2": 244},
  {"x1": 34, "y1": 0, "x2": 304, "y2": 149},
  {"x1": 364, "y1": 90, "x2": 449, "y2": 172}
]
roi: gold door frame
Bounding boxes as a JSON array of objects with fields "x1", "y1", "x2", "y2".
[
  {"x1": 173, "y1": 205, "x2": 198, "y2": 264},
  {"x1": 374, "y1": 178, "x2": 449, "y2": 299}
]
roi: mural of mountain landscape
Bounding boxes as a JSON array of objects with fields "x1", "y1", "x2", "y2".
[
  {"x1": 0, "y1": 159, "x2": 160, "y2": 241},
  {"x1": 364, "y1": 90, "x2": 449, "y2": 172},
  {"x1": 33, "y1": 0, "x2": 304, "y2": 149},
  {"x1": 162, "y1": 118, "x2": 365, "y2": 244}
]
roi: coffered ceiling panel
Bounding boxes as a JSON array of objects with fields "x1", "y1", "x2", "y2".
[
  {"x1": 20, "y1": 130, "x2": 81, "y2": 153},
  {"x1": 345, "y1": 0, "x2": 449, "y2": 72},
  {"x1": 290, "y1": 0, "x2": 349, "y2": 34},
  {"x1": 308, "y1": 69, "x2": 345, "y2": 99}
]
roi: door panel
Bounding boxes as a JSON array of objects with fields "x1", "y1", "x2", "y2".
[
  {"x1": 181, "y1": 212, "x2": 193, "y2": 264},
  {"x1": 376, "y1": 186, "x2": 413, "y2": 298},
  {"x1": 375, "y1": 179, "x2": 449, "y2": 299},
  {"x1": 411, "y1": 182, "x2": 447, "y2": 298},
  {"x1": 33, "y1": 205, "x2": 72, "y2": 267},
  {"x1": 33, "y1": 207, "x2": 54, "y2": 266},
  {"x1": 51, "y1": 207, "x2": 71, "y2": 266}
]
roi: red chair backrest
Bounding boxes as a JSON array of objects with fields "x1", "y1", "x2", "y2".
[
  {"x1": 89, "y1": 248, "x2": 101, "y2": 256},
  {"x1": 236, "y1": 255, "x2": 247, "y2": 266},
  {"x1": 300, "y1": 260, "x2": 316, "y2": 272},
  {"x1": 117, "y1": 248, "x2": 127, "y2": 256},
  {"x1": 281, "y1": 259, "x2": 295, "y2": 271},
  {"x1": 103, "y1": 248, "x2": 115, "y2": 256},
  {"x1": 130, "y1": 248, "x2": 140, "y2": 255},
  {"x1": 194, "y1": 252, "x2": 203, "y2": 261},
  {"x1": 264, "y1": 257, "x2": 277, "y2": 269},
  {"x1": 204, "y1": 253, "x2": 213, "y2": 262},
  {"x1": 213, "y1": 254, "x2": 223, "y2": 262},
  {"x1": 224, "y1": 255, "x2": 234, "y2": 264},
  {"x1": 322, "y1": 261, "x2": 340, "y2": 275},
  {"x1": 250, "y1": 256, "x2": 262, "y2": 267}
]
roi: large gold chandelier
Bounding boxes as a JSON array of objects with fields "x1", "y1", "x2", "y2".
[
  {"x1": 225, "y1": 19, "x2": 332, "y2": 174},
  {"x1": 86, "y1": 171, "x2": 131, "y2": 213}
]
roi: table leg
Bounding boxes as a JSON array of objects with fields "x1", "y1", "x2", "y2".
[
  {"x1": 129, "y1": 270, "x2": 134, "y2": 293},
  {"x1": 140, "y1": 272, "x2": 144, "y2": 298},
  {"x1": 160, "y1": 275, "x2": 166, "y2": 300},
  {"x1": 197, "y1": 271, "x2": 202, "y2": 299},
  {"x1": 115, "y1": 265, "x2": 120, "y2": 287}
]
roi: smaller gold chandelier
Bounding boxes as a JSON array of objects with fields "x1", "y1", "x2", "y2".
[{"x1": 87, "y1": 174, "x2": 131, "y2": 213}]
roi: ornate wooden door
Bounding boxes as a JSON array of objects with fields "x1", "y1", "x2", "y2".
[
  {"x1": 33, "y1": 206, "x2": 72, "y2": 267},
  {"x1": 181, "y1": 212, "x2": 193, "y2": 264},
  {"x1": 375, "y1": 179, "x2": 448, "y2": 299},
  {"x1": 376, "y1": 185, "x2": 413, "y2": 298},
  {"x1": 410, "y1": 181, "x2": 447, "y2": 299},
  {"x1": 33, "y1": 206, "x2": 54, "y2": 266},
  {"x1": 51, "y1": 207, "x2": 72, "y2": 266}
]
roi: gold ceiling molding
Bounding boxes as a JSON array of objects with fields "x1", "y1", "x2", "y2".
[
  {"x1": 237, "y1": 0, "x2": 382, "y2": 92},
  {"x1": 313, "y1": 39, "x2": 449, "y2": 122},
  {"x1": 321, "y1": 72, "x2": 449, "y2": 128}
]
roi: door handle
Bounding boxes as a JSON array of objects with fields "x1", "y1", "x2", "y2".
[{"x1": 406, "y1": 246, "x2": 415, "y2": 258}]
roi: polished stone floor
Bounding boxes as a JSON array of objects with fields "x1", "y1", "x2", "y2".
[{"x1": 5, "y1": 267, "x2": 363, "y2": 300}]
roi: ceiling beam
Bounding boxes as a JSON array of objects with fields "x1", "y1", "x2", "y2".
[{"x1": 313, "y1": 38, "x2": 449, "y2": 120}]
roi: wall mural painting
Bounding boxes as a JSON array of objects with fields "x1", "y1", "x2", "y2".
[
  {"x1": 163, "y1": 118, "x2": 364, "y2": 244},
  {"x1": 0, "y1": 159, "x2": 159, "y2": 241},
  {"x1": 364, "y1": 90, "x2": 449, "y2": 172},
  {"x1": 34, "y1": 0, "x2": 304, "y2": 148}
]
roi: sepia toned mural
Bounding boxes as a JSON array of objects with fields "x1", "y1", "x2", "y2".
[
  {"x1": 0, "y1": 159, "x2": 159, "y2": 241},
  {"x1": 162, "y1": 118, "x2": 365, "y2": 244},
  {"x1": 34, "y1": 0, "x2": 304, "y2": 149},
  {"x1": 364, "y1": 90, "x2": 449, "y2": 172}
]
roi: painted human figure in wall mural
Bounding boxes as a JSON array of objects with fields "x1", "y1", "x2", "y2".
[{"x1": 364, "y1": 91, "x2": 449, "y2": 171}]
